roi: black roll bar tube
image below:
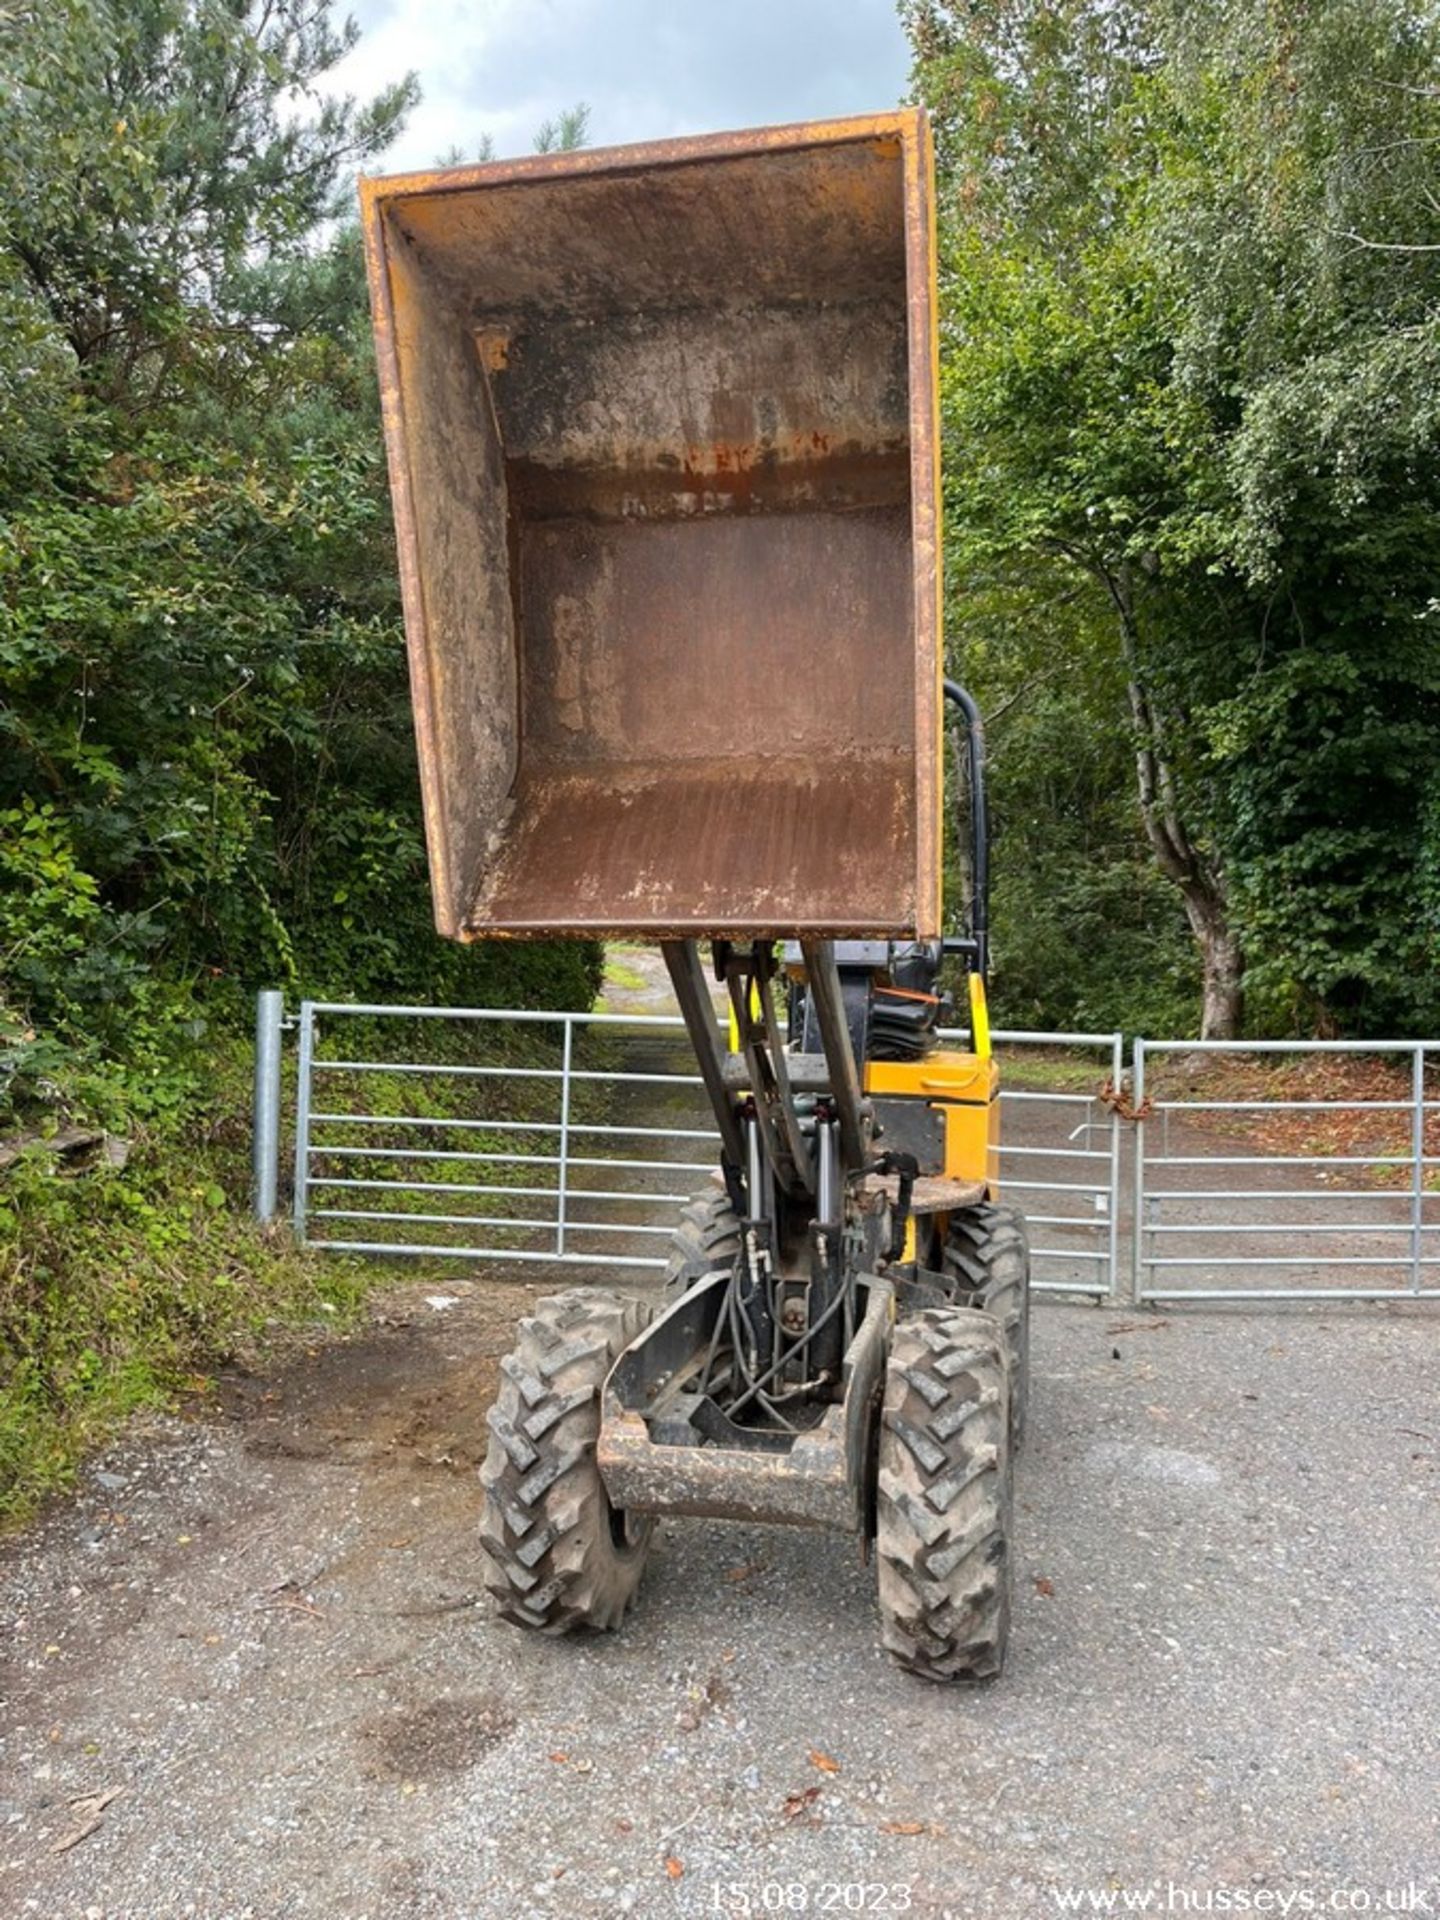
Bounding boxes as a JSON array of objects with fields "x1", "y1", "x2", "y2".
[{"x1": 942, "y1": 678, "x2": 990, "y2": 980}]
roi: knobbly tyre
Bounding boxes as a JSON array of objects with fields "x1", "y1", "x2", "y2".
[{"x1": 360, "y1": 109, "x2": 1031, "y2": 1681}]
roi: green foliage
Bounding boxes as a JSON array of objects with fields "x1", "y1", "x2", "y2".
[
  {"x1": 908, "y1": 0, "x2": 1440, "y2": 1036},
  {"x1": 969, "y1": 687, "x2": 1200, "y2": 1038},
  {"x1": 0, "y1": 3, "x2": 603, "y2": 1512},
  {"x1": 0, "y1": 1038, "x2": 369, "y2": 1522},
  {"x1": 0, "y1": 2, "x2": 601, "y2": 1120},
  {"x1": 534, "y1": 102, "x2": 591, "y2": 153},
  {"x1": 0, "y1": 0, "x2": 416, "y2": 406}
]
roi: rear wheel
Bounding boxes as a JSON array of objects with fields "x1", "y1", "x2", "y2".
[
  {"x1": 943, "y1": 1204, "x2": 1031, "y2": 1448},
  {"x1": 875, "y1": 1308, "x2": 1012, "y2": 1683},
  {"x1": 663, "y1": 1187, "x2": 742, "y2": 1303},
  {"x1": 480, "y1": 1288, "x2": 653, "y2": 1634}
]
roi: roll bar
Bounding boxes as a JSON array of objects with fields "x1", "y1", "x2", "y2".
[{"x1": 942, "y1": 679, "x2": 990, "y2": 980}]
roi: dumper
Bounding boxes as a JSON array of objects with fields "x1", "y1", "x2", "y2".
[{"x1": 361, "y1": 113, "x2": 1031, "y2": 1681}]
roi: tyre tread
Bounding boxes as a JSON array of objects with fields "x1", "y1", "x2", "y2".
[
  {"x1": 663, "y1": 1187, "x2": 742, "y2": 1301},
  {"x1": 479, "y1": 1288, "x2": 652, "y2": 1634},
  {"x1": 942, "y1": 1204, "x2": 1031, "y2": 1446},
  {"x1": 875, "y1": 1307, "x2": 1013, "y2": 1683}
]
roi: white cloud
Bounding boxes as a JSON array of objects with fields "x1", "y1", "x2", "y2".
[{"x1": 328, "y1": 0, "x2": 911, "y2": 174}]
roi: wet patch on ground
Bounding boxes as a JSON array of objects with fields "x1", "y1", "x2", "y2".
[{"x1": 358, "y1": 1693, "x2": 518, "y2": 1779}]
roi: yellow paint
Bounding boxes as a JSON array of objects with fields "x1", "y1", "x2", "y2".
[
  {"x1": 865, "y1": 1050, "x2": 991, "y2": 1101},
  {"x1": 863, "y1": 1047, "x2": 1001, "y2": 1191},
  {"x1": 968, "y1": 973, "x2": 992, "y2": 1061},
  {"x1": 727, "y1": 978, "x2": 763, "y2": 1053},
  {"x1": 901, "y1": 1215, "x2": 917, "y2": 1263},
  {"x1": 942, "y1": 1081, "x2": 1001, "y2": 1188}
]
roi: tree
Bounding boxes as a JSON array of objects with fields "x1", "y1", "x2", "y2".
[
  {"x1": 906, "y1": 0, "x2": 1440, "y2": 1037},
  {"x1": 0, "y1": 4, "x2": 602, "y2": 1111},
  {"x1": 1151, "y1": 0, "x2": 1440, "y2": 1035},
  {"x1": 534, "y1": 102, "x2": 591, "y2": 153},
  {"x1": 910, "y1": 0, "x2": 1246, "y2": 1033},
  {"x1": 0, "y1": 0, "x2": 415, "y2": 407}
]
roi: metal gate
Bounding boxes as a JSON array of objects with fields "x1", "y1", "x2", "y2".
[
  {"x1": 1132, "y1": 1038, "x2": 1438, "y2": 1302},
  {"x1": 255, "y1": 999, "x2": 1440, "y2": 1306},
  {"x1": 261, "y1": 998, "x2": 1123, "y2": 1300}
]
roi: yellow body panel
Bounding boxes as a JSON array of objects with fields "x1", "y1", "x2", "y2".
[
  {"x1": 727, "y1": 979, "x2": 763, "y2": 1053},
  {"x1": 864, "y1": 1048, "x2": 1000, "y2": 1190},
  {"x1": 967, "y1": 973, "x2": 992, "y2": 1060}
]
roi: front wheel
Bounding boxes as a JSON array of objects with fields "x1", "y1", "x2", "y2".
[
  {"x1": 875, "y1": 1307, "x2": 1012, "y2": 1683},
  {"x1": 479, "y1": 1288, "x2": 653, "y2": 1633},
  {"x1": 662, "y1": 1186, "x2": 742, "y2": 1303},
  {"x1": 943, "y1": 1204, "x2": 1031, "y2": 1448}
]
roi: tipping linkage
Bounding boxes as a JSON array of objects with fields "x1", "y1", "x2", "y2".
[{"x1": 659, "y1": 938, "x2": 886, "y2": 1437}]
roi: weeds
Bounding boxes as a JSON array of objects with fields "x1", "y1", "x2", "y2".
[{"x1": 0, "y1": 1038, "x2": 368, "y2": 1525}]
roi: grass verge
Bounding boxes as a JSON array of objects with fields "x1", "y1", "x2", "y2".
[{"x1": 0, "y1": 1037, "x2": 372, "y2": 1528}]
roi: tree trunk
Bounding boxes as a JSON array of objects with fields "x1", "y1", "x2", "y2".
[
  {"x1": 1097, "y1": 566, "x2": 1245, "y2": 1039},
  {"x1": 1125, "y1": 674, "x2": 1245, "y2": 1039},
  {"x1": 1183, "y1": 888, "x2": 1245, "y2": 1041}
]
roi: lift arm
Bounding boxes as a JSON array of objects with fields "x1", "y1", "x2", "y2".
[{"x1": 662, "y1": 938, "x2": 869, "y2": 1203}]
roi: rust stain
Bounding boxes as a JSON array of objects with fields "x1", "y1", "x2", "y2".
[
  {"x1": 473, "y1": 327, "x2": 510, "y2": 371},
  {"x1": 358, "y1": 111, "x2": 917, "y2": 205},
  {"x1": 507, "y1": 442, "x2": 906, "y2": 522},
  {"x1": 358, "y1": 112, "x2": 942, "y2": 941}
]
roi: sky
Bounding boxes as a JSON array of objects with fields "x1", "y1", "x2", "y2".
[{"x1": 329, "y1": 0, "x2": 913, "y2": 174}]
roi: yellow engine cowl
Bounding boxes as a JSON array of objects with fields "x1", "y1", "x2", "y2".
[{"x1": 864, "y1": 1050, "x2": 1000, "y2": 1191}]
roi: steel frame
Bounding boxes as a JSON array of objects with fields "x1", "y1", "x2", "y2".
[
  {"x1": 265, "y1": 1001, "x2": 1440, "y2": 1306},
  {"x1": 1132, "y1": 1038, "x2": 1437, "y2": 1304},
  {"x1": 278, "y1": 999, "x2": 1124, "y2": 1299}
]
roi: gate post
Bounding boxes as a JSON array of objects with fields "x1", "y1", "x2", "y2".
[
  {"x1": 556, "y1": 1018, "x2": 574, "y2": 1258},
  {"x1": 291, "y1": 1002, "x2": 315, "y2": 1243},
  {"x1": 1107, "y1": 1031, "x2": 1125, "y2": 1306},
  {"x1": 1411, "y1": 1044, "x2": 1426, "y2": 1297},
  {"x1": 252, "y1": 990, "x2": 285, "y2": 1223},
  {"x1": 1129, "y1": 1040, "x2": 1147, "y2": 1306}
]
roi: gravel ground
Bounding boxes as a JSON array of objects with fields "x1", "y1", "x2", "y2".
[{"x1": 3, "y1": 1280, "x2": 1438, "y2": 1920}]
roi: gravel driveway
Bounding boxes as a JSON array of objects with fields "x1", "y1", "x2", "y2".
[{"x1": 3, "y1": 1277, "x2": 1437, "y2": 1920}]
